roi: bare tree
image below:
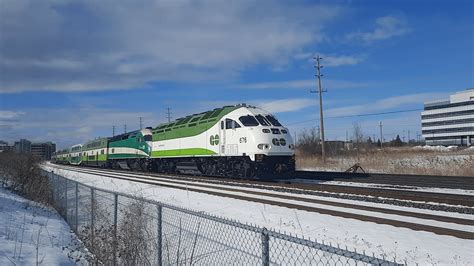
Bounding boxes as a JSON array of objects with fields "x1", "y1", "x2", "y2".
[
  {"x1": 118, "y1": 199, "x2": 156, "y2": 265},
  {"x1": 352, "y1": 122, "x2": 366, "y2": 150},
  {"x1": 297, "y1": 127, "x2": 321, "y2": 156}
]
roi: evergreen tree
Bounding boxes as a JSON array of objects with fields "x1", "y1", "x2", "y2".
[{"x1": 393, "y1": 135, "x2": 403, "y2": 146}]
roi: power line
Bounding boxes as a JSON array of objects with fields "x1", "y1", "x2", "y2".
[{"x1": 287, "y1": 108, "x2": 423, "y2": 126}]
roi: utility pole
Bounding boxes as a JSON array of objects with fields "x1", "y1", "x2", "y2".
[
  {"x1": 166, "y1": 108, "x2": 172, "y2": 123},
  {"x1": 112, "y1": 126, "x2": 115, "y2": 137},
  {"x1": 139, "y1": 117, "x2": 143, "y2": 130},
  {"x1": 408, "y1": 130, "x2": 410, "y2": 144},
  {"x1": 124, "y1": 124, "x2": 127, "y2": 134},
  {"x1": 379, "y1": 122, "x2": 383, "y2": 148},
  {"x1": 311, "y1": 55, "x2": 326, "y2": 162}
]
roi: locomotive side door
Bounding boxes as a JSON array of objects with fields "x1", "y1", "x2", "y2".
[{"x1": 219, "y1": 120, "x2": 226, "y2": 155}]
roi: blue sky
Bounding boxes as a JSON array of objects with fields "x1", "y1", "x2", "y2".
[{"x1": 1, "y1": 0, "x2": 473, "y2": 148}]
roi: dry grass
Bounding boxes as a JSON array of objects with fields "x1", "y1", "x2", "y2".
[{"x1": 297, "y1": 147, "x2": 474, "y2": 177}]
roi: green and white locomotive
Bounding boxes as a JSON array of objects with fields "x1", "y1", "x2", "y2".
[{"x1": 52, "y1": 104, "x2": 295, "y2": 178}]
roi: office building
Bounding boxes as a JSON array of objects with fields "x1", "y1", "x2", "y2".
[
  {"x1": 14, "y1": 139, "x2": 32, "y2": 153},
  {"x1": 31, "y1": 142, "x2": 56, "y2": 160},
  {"x1": 421, "y1": 88, "x2": 474, "y2": 146}
]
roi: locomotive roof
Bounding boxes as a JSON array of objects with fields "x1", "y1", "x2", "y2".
[
  {"x1": 153, "y1": 104, "x2": 252, "y2": 130},
  {"x1": 108, "y1": 130, "x2": 140, "y2": 142}
]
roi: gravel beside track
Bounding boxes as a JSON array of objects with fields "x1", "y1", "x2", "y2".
[{"x1": 47, "y1": 164, "x2": 474, "y2": 240}]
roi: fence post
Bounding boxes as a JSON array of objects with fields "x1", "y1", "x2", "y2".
[
  {"x1": 157, "y1": 205, "x2": 162, "y2": 266},
  {"x1": 64, "y1": 179, "x2": 68, "y2": 222},
  {"x1": 113, "y1": 193, "x2": 118, "y2": 266},
  {"x1": 50, "y1": 171, "x2": 54, "y2": 201},
  {"x1": 91, "y1": 188, "x2": 95, "y2": 243},
  {"x1": 261, "y1": 228, "x2": 270, "y2": 266},
  {"x1": 55, "y1": 174, "x2": 59, "y2": 205},
  {"x1": 75, "y1": 182, "x2": 79, "y2": 234}
]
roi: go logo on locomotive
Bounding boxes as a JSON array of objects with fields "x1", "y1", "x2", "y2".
[{"x1": 209, "y1": 134, "x2": 220, "y2": 146}]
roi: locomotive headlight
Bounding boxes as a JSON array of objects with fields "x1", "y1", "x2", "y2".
[
  {"x1": 272, "y1": 138, "x2": 280, "y2": 146},
  {"x1": 262, "y1": 129, "x2": 270, "y2": 133},
  {"x1": 279, "y1": 138, "x2": 286, "y2": 146},
  {"x1": 257, "y1": 143, "x2": 270, "y2": 150}
]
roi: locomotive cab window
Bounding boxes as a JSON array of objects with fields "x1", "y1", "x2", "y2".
[
  {"x1": 255, "y1": 114, "x2": 270, "y2": 126},
  {"x1": 226, "y1": 119, "x2": 241, "y2": 129},
  {"x1": 239, "y1": 115, "x2": 259, "y2": 127},
  {"x1": 144, "y1": 135, "x2": 152, "y2": 141},
  {"x1": 265, "y1": 115, "x2": 282, "y2": 126}
]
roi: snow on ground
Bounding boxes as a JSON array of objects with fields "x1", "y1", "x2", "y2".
[
  {"x1": 310, "y1": 180, "x2": 474, "y2": 196},
  {"x1": 0, "y1": 186, "x2": 89, "y2": 265},
  {"x1": 43, "y1": 165, "x2": 474, "y2": 265}
]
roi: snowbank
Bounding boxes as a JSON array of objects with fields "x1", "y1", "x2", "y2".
[
  {"x1": 43, "y1": 165, "x2": 474, "y2": 265},
  {"x1": 0, "y1": 187, "x2": 89, "y2": 265},
  {"x1": 412, "y1": 145, "x2": 458, "y2": 152}
]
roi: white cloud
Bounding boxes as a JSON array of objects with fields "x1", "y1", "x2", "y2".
[
  {"x1": 234, "y1": 79, "x2": 373, "y2": 90},
  {"x1": 0, "y1": 0, "x2": 340, "y2": 93},
  {"x1": 0, "y1": 106, "x2": 160, "y2": 148},
  {"x1": 346, "y1": 15, "x2": 410, "y2": 43},
  {"x1": 256, "y1": 99, "x2": 315, "y2": 113},
  {"x1": 326, "y1": 92, "x2": 447, "y2": 117},
  {"x1": 294, "y1": 53, "x2": 364, "y2": 67},
  {"x1": 323, "y1": 55, "x2": 363, "y2": 67},
  {"x1": 0, "y1": 110, "x2": 25, "y2": 120}
]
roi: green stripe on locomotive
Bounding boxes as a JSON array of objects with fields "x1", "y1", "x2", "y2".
[
  {"x1": 108, "y1": 130, "x2": 150, "y2": 159},
  {"x1": 151, "y1": 106, "x2": 239, "y2": 142},
  {"x1": 151, "y1": 148, "x2": 216, "y2": 157}
]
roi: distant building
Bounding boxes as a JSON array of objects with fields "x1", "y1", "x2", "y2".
[
  {"x1": 0, "y1": 141, "x2": 14, "y2": 152},
  {"x1": 14, "y1": 139, "x2": 31, "y2": 153},
  {"x1": 421, "y1": 88, "x2": 474, "y2": 146},
  {"x1": 31, "y1": 142, "x2": 56, "y2": 160}
]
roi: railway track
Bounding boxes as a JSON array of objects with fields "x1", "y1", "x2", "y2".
[
  {"x1": 45, "y1": 164, "x2": 474, "y2": 240},
  {"x1": 292, "y1": 171, "x2": 474, "y2": 190},
  {"x1": 48, "y1": 163, "x2": 474, "y2": 208}
]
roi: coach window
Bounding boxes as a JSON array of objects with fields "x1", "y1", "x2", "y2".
[
  {"x1": 101, "y1": 150, "x2": 104, "y2": 154},
  {"x1": 221, "y1": 121, "x2": 224, "y2": 129},
  {"x1": 226, "y1": 119, "x2": 241, "y2": 129}
]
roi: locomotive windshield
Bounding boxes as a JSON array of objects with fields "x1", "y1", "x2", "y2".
[
  {"x1": 265, "y1": 115, "x2": 282, "y2": 126},
  {"x1": 239, "y1": 115, "x2": 259, "y2": 126},
  {"x1": 255, "y1": 114, "x2": 271, "y2": 126},
  {"x1": 144, "y1": 135, "x2": 152, "y2": 141}
]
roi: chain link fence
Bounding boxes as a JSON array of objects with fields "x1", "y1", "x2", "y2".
[{"x1": 44, "y1": 170, "x2": 402, "y2": 265}]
